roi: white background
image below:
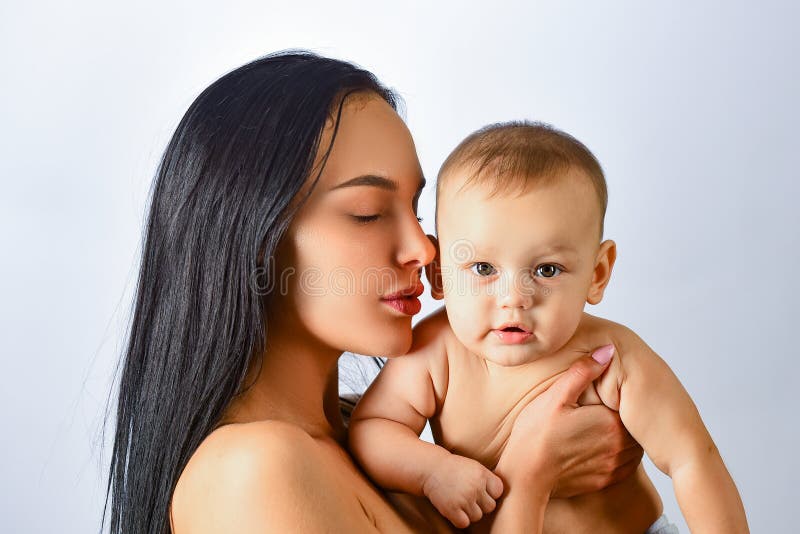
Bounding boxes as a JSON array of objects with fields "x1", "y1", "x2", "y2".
[{"x1": 2, "y1": 1, "x2": 798, "y2": 532}]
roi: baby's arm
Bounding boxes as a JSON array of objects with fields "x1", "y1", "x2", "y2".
[
  {"x1": 597, "y1": 325, "x2": 748, "y2": 533},
  {"x1": 349, "y1": 310, "x2": 503, "y2": 529}
]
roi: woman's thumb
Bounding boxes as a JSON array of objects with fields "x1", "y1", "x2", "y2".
[{"x1": 551, "y1": 344, "x2": 615, "y2": 404}]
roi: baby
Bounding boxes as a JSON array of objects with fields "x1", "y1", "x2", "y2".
[{"x1": 349, "y1": 122, "x2": 748, "y2": 533}]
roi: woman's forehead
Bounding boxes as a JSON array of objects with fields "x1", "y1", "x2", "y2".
[{"x1": 316, "y1": 97, "x2": 423, "y2": 191}]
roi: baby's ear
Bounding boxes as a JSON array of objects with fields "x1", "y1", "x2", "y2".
[
  {"x1": 424, "y1": 234, "x2": 444, "y2": 300},
  {"x1": 587, "y1": 240, "x2": 617, "y2": 305}
]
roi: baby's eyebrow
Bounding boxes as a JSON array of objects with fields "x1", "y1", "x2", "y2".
[
  {"x1": 543, "y1": 244, "x2": 577, "y2": 254},
  {"x1": 331, "y1": 174, "x2": 398, "y2": 191},
  {"x1": 468, "y1": 243, "x2": 578, "y2": 260}
]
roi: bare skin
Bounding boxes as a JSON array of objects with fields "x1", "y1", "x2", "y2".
[
  {"x1": 412, "y1": 309, "x2": 663, "y2": 533},
  {"x1": 350, "y1": 166, "x2": 749, "y2": 533},
  {"x1": 169, "y1": 96, "x2": 644, "y2": 533}
]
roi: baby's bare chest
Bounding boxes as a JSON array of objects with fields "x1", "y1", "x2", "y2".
[{"x1": 431, "y1": 350, "x2": 601, "y2": 468}]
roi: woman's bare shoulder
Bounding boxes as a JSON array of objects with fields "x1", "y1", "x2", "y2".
[
  {"x1": 178, "y1": 420, "x2": 318, "y2": 484},
  {"x1": 171, "y1": 420, "x2": 348, "y2": 534}
]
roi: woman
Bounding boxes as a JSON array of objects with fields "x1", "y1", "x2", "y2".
[{"x1": 105, "y1": 51, "x2": 642, "y2": 533}]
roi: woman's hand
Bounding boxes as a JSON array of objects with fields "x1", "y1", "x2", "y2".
[
  {"x1": 549, "y1": 402, "x2": 642, "y2": 498},
  {"x1": 499, "y1": 345, "x2": 642, "y2": 496},
  {"x1": 470, "y1": 347, "x2": 641, "y2": 533}
]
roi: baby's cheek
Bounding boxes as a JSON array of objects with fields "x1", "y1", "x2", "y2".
[
  {"x1": 537, "y1": 292, "x2": 585, "y2": 350},
  {"x1": 444, "y1": 295, "x2": 484, "y2": 346}
]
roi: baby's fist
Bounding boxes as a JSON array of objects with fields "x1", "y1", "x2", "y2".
[{"x1": 422, "y1": 454, "x2": 504, "y2": 529}]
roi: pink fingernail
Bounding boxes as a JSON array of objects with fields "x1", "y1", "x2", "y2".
[{"x1": 591, "y1": 344, "x2": 615, "y2": 364}]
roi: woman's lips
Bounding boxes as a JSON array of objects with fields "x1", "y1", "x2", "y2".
[
  {"x1": 381, "y1": 282, "x2": 424, "y2": 316},
  {"x1": 382, "y1": 296, "x2": 422, "y2": 316}
]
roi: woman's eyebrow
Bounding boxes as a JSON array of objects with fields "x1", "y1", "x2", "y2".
[
  {"x1": 331, "y1": 174, "x2": 398, "y2": 191},
  {"x1": 330, "y1": 174, "x2": 427, "y2": 193}
]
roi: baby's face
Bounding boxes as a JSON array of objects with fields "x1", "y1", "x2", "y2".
[{"x1": 437, "y1": 167, "x2": 608, "y2": 366}]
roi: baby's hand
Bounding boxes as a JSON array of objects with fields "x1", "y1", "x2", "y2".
[{"x1": 421, "y1": 453, "x2": 504, "y2": 529}]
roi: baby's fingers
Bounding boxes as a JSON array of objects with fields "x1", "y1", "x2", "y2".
[
  {"x1": 465, "y1": 501, "x2": 483, "y2": 523},
  {"x1": 448, "y1": 509, "x2": 471, "y2": 530},
  {"x1": 486, "y1": 472, "x2": 504, "y2": 499},
  {"x1": 477, "y1": 490, "x2": 497, "y2": 514}
]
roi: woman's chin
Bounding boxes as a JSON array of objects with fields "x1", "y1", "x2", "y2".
[{"x1": 350, "y1": 326, "x2": 412, "y2": 358}]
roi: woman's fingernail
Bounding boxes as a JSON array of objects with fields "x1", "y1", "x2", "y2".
[{"x1": 591, "y1": 344, "x2": 615, "y2": 364}]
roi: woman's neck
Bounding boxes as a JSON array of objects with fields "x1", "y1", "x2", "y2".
[{"x1": 221, "y1": 330, "x2": 347, "y2": 444}]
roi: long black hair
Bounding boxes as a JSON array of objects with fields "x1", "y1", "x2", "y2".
[{"x1": 103, "y1": 50, "x2": 397, "y2": 534}]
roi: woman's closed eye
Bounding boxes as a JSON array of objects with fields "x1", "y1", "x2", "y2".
[
  {"x1": 351, "y1": 213, "x2": 424, "y2": 224},
  {"x1": 351, "y1": 214, "x2": 382, "y2": 224}
]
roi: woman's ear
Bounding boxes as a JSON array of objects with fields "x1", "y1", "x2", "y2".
[
  {"x1": 424, "y1": 234, "x2": 444, "y2": 300},
  {"x1": 587, "y1": 240, "x2": 617, "y2": 305}
]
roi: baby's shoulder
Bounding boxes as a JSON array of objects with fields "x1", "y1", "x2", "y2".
[
  {"x1": 570, "y1": 314, "x2": 659, "y2": 404},
  {"x1": 574, "y1": 313, "x2": 650, "y2": 355},
  {"x1": 409, "y1": 306, "x2": 460, "y2": 366},
  {"x1": 407, "y1": 306, "x2": 457, "y2": 398},
  {"x1": 171, "y1": 421, "x2": 321, "y2": 532},
  {"x1": 411, "y1": 305, "x2": 456, "y2": 345}
]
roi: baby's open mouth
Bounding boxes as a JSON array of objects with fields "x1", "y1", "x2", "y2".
[
  {"x1": 496, "y1": 323, "x2": 531, "y2": 333},
  {"x1": 492, "y1": 324, "x2": 534, "y2": 344}
]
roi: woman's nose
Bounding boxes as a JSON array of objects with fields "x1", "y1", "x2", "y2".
[{"x1": 397, "y1": 216, "x2": 436, "y2": 269}]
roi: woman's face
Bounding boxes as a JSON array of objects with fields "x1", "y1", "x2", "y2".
[{"x1": 269, "y1": 95, "x2": 435, "y2": 357}]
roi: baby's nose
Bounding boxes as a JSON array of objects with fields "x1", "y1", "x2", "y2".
[{"x1": 498, "y1": 273, "x2": 535, "y2": 310}]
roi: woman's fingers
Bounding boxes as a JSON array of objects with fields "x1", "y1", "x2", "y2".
[
  {"x1": 618, "y1": 440, "x2": 645, "y2": 463},
  {"x1": 535, "y1": 345, "x2": 645, "y2": 499},
  {"x1": 499, "y1": 344, "x2": 633, "y2": 499},
  {"x1": 608, "y1": 446, "x2": 644, "y2": 484},
  {"x1": 600, "y1": 406, "x2": 644, "y2": 480},
  {"x1": 547, "y1": 345, "x2": 615, "y2": 405}
]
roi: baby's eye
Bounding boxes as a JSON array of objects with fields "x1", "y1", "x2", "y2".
[
  {"x1": 535, "y1": 264, "x2": 562, "y2": 278},
  {"x1": 470, "y1": 262, "x2": 497, "y2": 277}
]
